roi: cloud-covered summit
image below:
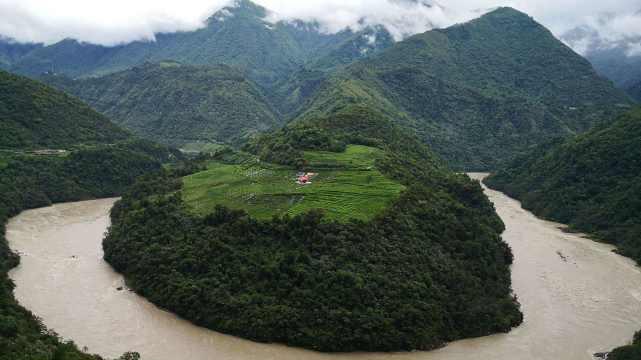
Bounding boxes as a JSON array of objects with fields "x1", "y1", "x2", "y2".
[{"x1": 0, "y1": 0, "x2": 639, "y2": 57}]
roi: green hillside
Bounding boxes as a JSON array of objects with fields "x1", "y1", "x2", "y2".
[
  {"x1": 292, "y1": 7, "x2": 631, "y2": 170},
  {"x1": 103, "y1": 104, "x2": 522, "y2": 352},
  {"x1": 486, "y1": 108, "x2": 641, "y2": 264},
  {"x1": 0, "y1": 70, "x2": 129, "y2": 149},
  {"x1": 0, "y1": 70, "x2": 175, "y2": 359},
  {"x1": 183, "y1": 145, "x2": 404, "y2": 221},
  {"x1": 43, "y1": 62, "x2": 280, "y2": 147}
]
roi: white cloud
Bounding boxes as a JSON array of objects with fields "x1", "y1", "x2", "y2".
[
  {"x1": 627, "y1": 42, "x2": 641, "y2": 57},
  {"x1": 0, "y1": 0, "x2": 232, "y2": 45},
  {"x1": 0, "y1": 0, "x2": 639, "y2": 56}
]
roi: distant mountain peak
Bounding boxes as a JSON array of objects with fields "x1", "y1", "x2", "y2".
[{"x1": 206, "y1": 0, "x2": 267, "y2": 24}]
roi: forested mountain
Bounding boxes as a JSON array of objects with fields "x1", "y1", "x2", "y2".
[
  {"x1": 486, "y1": 108, "x2": 641, "y2": 264},
  {"x1": 43, "y1": 62, "x2": 280, "y2": 147},
  {"x1": 3, "y1": 4, "x2": 628, "y2": 170},
  {"x1": 0, "y1": 70, "x2": 176, "y2": 359},
  {"x1": 4, "y1": 0, "x2": 384, "y2": 88},
  {"x1": 290, "y1": 7, "x2": 631, "y2": 170},
  {"x1": 0, "y1": 70, "x2": 129, "y2": 149},
  {"x1": 0, "y1": 38, "x2": 41, "y2": 70},
  {"x1": 103, "y1": 104, "x2": 523, "y2": 352}
]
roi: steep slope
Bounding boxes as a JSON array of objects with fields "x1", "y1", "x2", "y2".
[
  {"x1": 486, "y1": 108, "x2": 641, "y2": 264},
  {"x1": 9, "y1": 0, "x2": 357, "y2": 88},
  {"x1": 269, "y1": 27, "x2": 394, "y2": 115},
  {"x1": 0, "y1": 71, "x2": 177, "y2": 359},
  {"x1": 0, "y1": 70, "x2": 129, "y2": 149},
  {"x1": 43, "y1": 62, "x2": 280, "y2": 147},
  {"x1": 587, "y1": 49, "x2": 641, "y2": 90},
  {"x1": 305, "y1": 26, "x2": 394, "y2": 72},
  {"x1": 103, "y1": 105, "x2": 522, "y2": 352},
  {"x1": 294, "y1": 7, "x2": 631, "y2": 170}
]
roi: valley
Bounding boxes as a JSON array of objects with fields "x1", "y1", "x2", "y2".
[{"x1": 1, "y1": 0, "x2": 641, "y2": 358}]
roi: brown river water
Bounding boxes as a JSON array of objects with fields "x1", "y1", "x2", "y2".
[{"x1": 7, "y1": 174, "x2": 641, "y2": 360}]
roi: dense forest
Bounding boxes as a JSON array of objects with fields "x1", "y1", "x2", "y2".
[
  {"x1": 609, "y1": 331, "x2": 641, "y2": 360},
  {"x1": 0, "y1": 140, "x2": 174, "y2": 360},
  {"x1": 104, "y1": 105, "x2": 522, "y2": 352},
  {"x1": 42, "y1": 62, "x2": 281, "y2": 147},
  {"x1": 281, "y1": 8, "x2": 630, "y2": 170},
  {"x1": 486, "y1": 108, "x2": 641, "y2": 264},
  {"x1": 0, "y1": 71, "x2": 176, "y2": 359},
  {"x1": 0, "y1": 70, "x2": 130, "y2": 149}
]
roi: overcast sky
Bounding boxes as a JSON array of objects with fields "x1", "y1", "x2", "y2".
[{"x1": 0, "y1": 0, "x2": 639, "y2": 55}]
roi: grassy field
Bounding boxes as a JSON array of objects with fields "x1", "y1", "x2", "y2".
[{"x1": 182, "y1": 145, "x2": 405, "y2": 221}]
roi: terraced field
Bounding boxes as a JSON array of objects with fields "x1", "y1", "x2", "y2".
[{"x1": 182, "y1": 145, "x2": 405, "y2": 221}]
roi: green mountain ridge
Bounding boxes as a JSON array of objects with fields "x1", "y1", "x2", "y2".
[
  {"x1": 3, "y1": 5, "x2": 628, "y2": 171},
  {"x1": 288, "y1": 7, "x2": 631, "y2": 170},
  {"x1": 42, "y1": 62, "x2": 280, "y2": 147},
  {"x1": 0, "y1": 70, "x2": 130, "y2": 149}
]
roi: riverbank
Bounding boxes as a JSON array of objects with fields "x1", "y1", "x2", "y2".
[{"x1": 7, "y1": 174, "x2": 641, "y2": 359}]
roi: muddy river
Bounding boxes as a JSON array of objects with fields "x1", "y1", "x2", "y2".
[{"x1": 7, "y1": 174, "x2": 641, "y2": 359}]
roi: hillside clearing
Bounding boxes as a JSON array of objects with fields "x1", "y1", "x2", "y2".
[{"x1": 182, "y1": 145, "x2": 405, "y2": 221}]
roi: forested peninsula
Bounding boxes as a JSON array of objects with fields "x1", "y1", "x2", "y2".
[{"x1": 103, "y1": 106, "x2": 523, "y2": 352}]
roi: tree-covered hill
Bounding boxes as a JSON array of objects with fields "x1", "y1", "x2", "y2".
[
  {"x1": 291, "y1": 7, "x2": 631, "y2": 170},
  {"x1": 485, "y1": 108, "x2": 641, "y2": 264},
  {"x1": 0, "y1": 70, "x2": 129, "y2": 149},
  {"x1": 43, "y1": 62, "x2": 280, "y2": 147},
  {"x1": 0, "y1": 70, "x2": 177, "y2": 359},
  {"x1": 103, "y1": 104, "x2": 522, "y2": 352}
]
